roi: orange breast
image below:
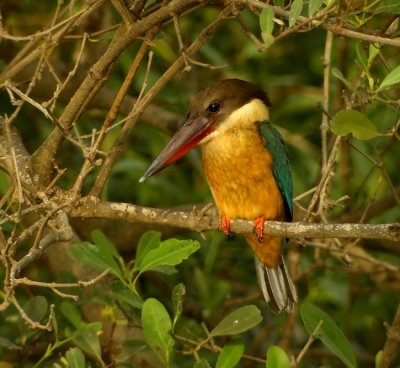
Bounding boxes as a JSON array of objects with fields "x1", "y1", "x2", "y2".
[{"x1": 201, "y1": 126, "x2": 285, "y2": 267}]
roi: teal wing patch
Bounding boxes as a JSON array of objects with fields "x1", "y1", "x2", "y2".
[{"x1": 259, "y1": 122, "x2": 293, "y2": 222}]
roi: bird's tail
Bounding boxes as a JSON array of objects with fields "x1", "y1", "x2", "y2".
[{"x1": 255, "y1": 255, "x2": 298, "y2": 313}]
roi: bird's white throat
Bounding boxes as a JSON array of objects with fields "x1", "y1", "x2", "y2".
[{"x1": 200, "y1": 98, "x2": 269, "y2": 145}]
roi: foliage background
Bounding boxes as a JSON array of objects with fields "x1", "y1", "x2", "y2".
[{"x1": 0, "y1": 0, "x2": 399, "y2": 367}]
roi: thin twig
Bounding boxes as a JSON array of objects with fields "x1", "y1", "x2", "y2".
[
  {"x1": 3, "y1": 81, "x2": 54, "y2": 122},
  {"x1": 12, "y1": 294, "x2": 53, "y2": 331},
  {"x1": 0, "y1": 1, "x2": 101, "y2": 42},
  {"x1": 296, "y1": 320, "x2": 323, "y2": 365},
  {"x1": 321, "y1": 31, "x2": 333, "y2": 171},
  {"x1": 15, "y1": 269, "x2": 110, "y2": 290},
  {"x1": 46, "y1": 32, "x2": 89, "y2": 112},
  {"x1": 305, "y1": 136, "x2": 341, "y2": 221},
  {"x1": 379, "y1": 304, "x2": 400, "y2": 368},
  {"x1": 350, "y1": 142, "x2": 400, "y2": 206},
  {"x1": 237, "y1": 15, "x2": 265, "y2": 51},
  {"x1": 174, "y1": 334, "x2": 267, "y2": 364}
]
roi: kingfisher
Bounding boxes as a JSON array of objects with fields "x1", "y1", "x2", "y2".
[{"x1": 140, "y1": 79, "x2": 297, "y2": 313}]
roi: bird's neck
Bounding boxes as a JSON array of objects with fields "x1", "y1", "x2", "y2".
[
  {"x1": 222, "y1": 98, "x2": 269, "y2": 130},
  {"x1": 200, "y1": 98, "x2": 270, "y2": 163},
  {"x1": 199, "y1": 99, "x2": 269, "y2": 145},
  {"x1": 200, "y1": 120, "x2": 267, "y2": 169}
]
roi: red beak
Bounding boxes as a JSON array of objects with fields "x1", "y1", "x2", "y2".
[{"x1": 139, "y1": 116, "x2": 215, "y2": 182}]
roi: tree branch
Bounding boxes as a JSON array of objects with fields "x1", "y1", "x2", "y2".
[
  {"x1": 0, "y1": 118, "x2": 34, "y2": 190},
  {"x1": 30, "y1": 0, "x2": 207, "y2": 186},
  {"x1": 379, "y1": 304, "x2": 400, "y2": 368},
  {"x1": 247, "y1": 0, "x2": 400, "y2": 47},
  {"x1": 71, "y1": 198, "x2": 400, "y2": 241}
]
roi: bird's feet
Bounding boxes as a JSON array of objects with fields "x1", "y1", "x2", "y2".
[
  {"x1": 220, "y1": 215, "x2": 231, "y2": 237},
  {"x1": 253, "y1": 215, "x2": 265, "y2": 242}
]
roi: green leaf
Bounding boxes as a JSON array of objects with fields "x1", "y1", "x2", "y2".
[
  {"x1": 216, "y1": 338, "x2": 244, "y2": 368},
  {"x1": 193, "y1": 360, "x2": 212, "y2": 368},
  {"x1": 261, "y1": 33, "x2": 275, "y2": 49},
  {"x1": 117, "y1": 340, "x2": 148, "y2": 361},
  {"x1": 110, "y1": 280, "x2": 143, "y2": 309},
  {"x1": 260, "y1": 7, "x2": 274, "y2": 35},
  {"x1": 172, "y1": 283, "x2": 186, "y2": 330},
  {"x1": 289, "y1": 0, "x2": 303, "y2": 27},
  {"x1": 266, "y1": 345, "x2": 291, "y2": 368},
  {"x1": 0, "y1": 169, "x2": 10, "y2": 195},
  {"x1": 135, "y1": 231, "x2": 162, "y2": 270},
  {"x1": 210, "y1": 305, "x2": 262, "y2": 337},
  {"x1": 308, "y1": 0, "x2": 324, "y2": 17},
  {"x1": 368, "y1": 43, "x2": 380, "y2": 66},
  {"x1": 52, "y1": 306, "x2": 59, "y2": 338},
  {"x1": 375, "y1": 0, "x2": 400, "y2": 14},
  {"x1": 122, "y1": 339, "x2": 148, "y2": 355},
  {"x1": 136, "y1": 238, "x2": 200, "y2": 274},
  {"x1": 375, "y1": 350, "x2": 383, "y2": 368},
  {"x1": 301, "y1": 303, "x2": 357, "y2": 368},
  {"x1": 141, "y1": 298, "x2": 174, "y2": 365},
  {"x1": 377, "y1": 65, "x2": 400, "y2": 91},
  {"x1": 71, "y1": 322, "x2": 103, "y2": 363},
  {"x1": 89, "y1": 231, "x2": 123, "y2": 278},
  {"x1": 0, "y1": 337, "x2": 21, "y2": 351},
  {"x1": 91, "y1": 229, "x2": 120, "y2": 259},
  {"x1": 331, "y1": 109, "x2": 381, "y2": 140},
  {"x1": 70, "y1": 241, "x2": 122, "y2": 279},
  {"x1": 260, "y1": 7, "x2": 275, "y2": 47},
  {"x1": 23, "y1": 296, "x2": 48, "y2": 323},
  {"x1": 331, "y1": 68, "x2": 354, "y2": 91},
  {"x1": 150, "y1": 265, "x2": 178, "y2": 275},
  {"x1": 65, "y1": 347, "x2": 85, "y2": 368},
  {"x1": 355, "y1": 41, "x2": 368, "y2": 72},
  {"x1": 60, "y1": 301, "x2": 84, "y2": 329}
]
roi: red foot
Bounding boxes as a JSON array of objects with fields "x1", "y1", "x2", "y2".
[
  {"x1": 253, "y1": 216, "x2": 265, "y2": 243},
  {"x1": 220, "y1": 215, "x2": 231, "y2": 236}
]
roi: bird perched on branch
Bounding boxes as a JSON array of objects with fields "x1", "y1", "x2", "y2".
[{"x1": 140, "y1": 79, "x2": 297, "y2": 313}]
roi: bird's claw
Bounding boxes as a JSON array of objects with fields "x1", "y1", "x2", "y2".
[
  {"x1": 221, "y1": 215, "x2": 231, "y2": 237},
  {"x1": 254, "y1": 216, "x2": 265, "y2": 243}
]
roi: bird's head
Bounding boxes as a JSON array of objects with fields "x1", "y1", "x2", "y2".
[{"x1": 139, "y1": 79, "x2": 270, "y2": 182}]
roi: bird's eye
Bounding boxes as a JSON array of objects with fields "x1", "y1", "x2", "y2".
[{"x1": 208, "y1": 102, "x2": 220, "y2": 113}]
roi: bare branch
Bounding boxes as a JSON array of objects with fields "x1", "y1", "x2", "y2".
[
  {"x1": 0, "y1": 118, "x2": 33, "y2": 189},
  {"x1": 71, "y1": 198, "x2": 400, "y2": 242},
  {"x1": 296, "y1": 320, "x2": 324, "y2": 365},
  {"x1": 0, "y1": 0, "x2": 105, "y2": 84},
  {"x1": 31, "y1": 0, "x2": 208, "y2": 187},
  {"x1": 111, "y1": 0, "x2": 135, "y2": 25},
  {"x1": 304, "y1": 137, "x2": 341, "y2": 221},
  {"x1": 379, "y1": 304, "x2": 400, "y2": 368},
  {"x1": 14, "y1": 269, "x2": 110, "y2": 301},
  {"x1": 11, "y1": 294, "x2": 54, "y2": 331},
  {"x1": 12, "y1": 202, "x2": 74, "y2": 277},
  {"x1": 3, "y1": 80, "x2": 54, "y2": 122},
  {"x1": 320, "y1": 31, "x2": 333, "y2": 171}
]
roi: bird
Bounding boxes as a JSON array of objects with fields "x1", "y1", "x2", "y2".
[{"x1": 139, "y1": 79, "x2": 298, "y2": 313}]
